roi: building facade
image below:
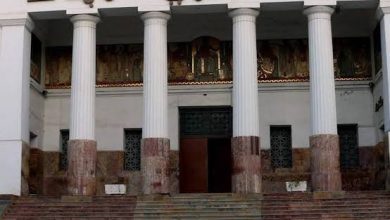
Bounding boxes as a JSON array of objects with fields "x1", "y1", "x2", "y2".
[{"x1": 0, "y1": 0, "x2": 389, "y2": 196}]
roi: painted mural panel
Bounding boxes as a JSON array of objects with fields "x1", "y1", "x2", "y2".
[
  {"x1": 31, "y1": 34, "x2": 42, "y2": 83},
  {"x1": 96, "y1": 44, "x2": 143, "y2": 85},
  {"x1": 45, "y1": 47, "x2": 72, "y2": 87},
  {"x1": 168, "y1": 37, "x2": 232, "y2": 83},
  {"x1": 373, "y1": 25, "x2": 382, "y2": 74},
  {"x1": 333, "y1": 38, "x2": 371, "y2": 78},
  {"x1": 257, "y1": 40, "x2": 309, "y2": 80},
  {"x1": 44, "y1": 37, "x2": 371, "y2": 88}
]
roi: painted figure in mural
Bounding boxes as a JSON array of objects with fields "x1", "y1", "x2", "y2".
[
  {"x1": 334, "y1": 38, "x2": 371, "y2": 78},
  {"x1": 192, "y1": 37, "x2": 221, "y2": 81},
  {"x1": 258, "y1": 41, "x2": 278, "y2": 79},
  {"x1": 294, "y1": 40, "x2": 309, "y2": 78},
  {"x1": 45, "y1": 47, "x2": 72, "y2": 86},
  {"x1": 279, "y1": 40, "x2": 296, "y2": 78},
  {"x1": 58, "y1": 56, "x2": 71, "y2": 84},
  {"x1": 353, "y1": 45, "x2": 370, "y2": 76},
  {"x1": 129, "y1": 45, "x2": 143, "y2": 82},
  {"x1": 337, "y1": 47, "x2": 354, "y2": 77},
  {"x1": 219, "y1": 41, "x2": 233, "y2": 81},
  {"x1": 97, "y1": 46, "x2": 110, "y2": 83},
  {"x1": 168, "y1": 43, "x2": 191, "y2": 81}
]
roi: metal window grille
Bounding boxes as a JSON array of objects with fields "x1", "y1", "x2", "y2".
[
  {"x1": 270, "y1": 126, "x2": 292, "y2": 168},
  {"x1": 59, "y1": 129, "x2": 69, "y2": 171},
  {"x1": 338, "y1": 124, "x2": 359, "y2": 169},
  {"x1": 124, "y1": 129, "x2": 142, "y2": 171},
  {"x1": 179, "y1": 107, "x2": 232, "y2": 137}
]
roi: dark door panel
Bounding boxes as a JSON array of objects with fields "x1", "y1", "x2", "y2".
[
  {"x1": 208, "y1": 138, "x2": 232, "y2": 193},
  {"x1": 179, "y1": 138, "x2": 208, "y2": 193}
]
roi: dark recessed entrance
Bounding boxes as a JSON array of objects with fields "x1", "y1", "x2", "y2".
[{"x1": 179, "y1": 107, "x2": 232, "y2": 193}]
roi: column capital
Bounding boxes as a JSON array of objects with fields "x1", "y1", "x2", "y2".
[
  {"x1": 0, "y1": 15, "x2": 34, "y2": 32},
  {"x1": 70, "y1": 14, "x2": 100, "y2": 27},
  {"x1": 377, "y1": 7, "x2": 390, "y2": 21},
  {"x1": 140, "y1": 11, "x2": 171, "y2": 22},
  {"x1": 303, "y1": 5, "x2": 334, "y2": 18},
  {"x1": 228, "y1": 8, "x2": 259, "y2": 19}
]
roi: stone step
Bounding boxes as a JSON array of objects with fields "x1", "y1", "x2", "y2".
[
  {"x1": 3, "y1": 216, "x2": 262, "y2": 220},
  {"x1": 3, "y1": 191, "x2": 390, "y2": 220},
  {"x1": 5, "y1": 208, "x2": 259, "y2": 214}
]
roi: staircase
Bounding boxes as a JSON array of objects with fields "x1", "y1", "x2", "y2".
[
  {"x1": 2, "y1": 191, "x2": 390, "y2": 219},
  {"x1": 262, "y1": 191, "x2": 390, "y2": 220},
  {"x1": 1, "y1": 193, "x2": 262, "y2": 219},
  {"x1": 0, "y1": 197, "x2": 11, "y2": 218}
]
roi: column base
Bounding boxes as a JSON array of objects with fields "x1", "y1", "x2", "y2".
[
  {"x1": 141, "y1": 138, "x2": 170, "y2": 194},
  {"x1": 231, "y1": 136, "x2": 261, "y2": 193},
  {"x1": 310, "y1": 134, "x2": 342, "y2": 192},
  {"x1": 384, "y1": 136, "x2": 390, "y2": 191},
  {"x1": 386, "y1": 169, "x2": 390, "y2": 191},
  {"x1": 0, "y1": 140, "x2": 28, "y2": 196},
  {"x1": 21, "y1": 142, "x2": 30, "y2": 196},
  {"x1": 67, "y1": 140, "x2": 97, "y2": 196}
]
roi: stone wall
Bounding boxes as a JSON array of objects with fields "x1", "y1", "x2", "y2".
[
  {"x1": 29, "y1": 145, "x2": 385, "y2": 195},
  {"x1": 29, "y1": 149, "x2": 179, "y2": 196},
  {"x1": 262, "y1": 143, "x2": 386, "y2": 193}
]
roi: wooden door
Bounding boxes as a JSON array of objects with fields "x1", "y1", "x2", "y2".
[{"x1": 179, "y1": 138, "x2": 208, "y2": 193}]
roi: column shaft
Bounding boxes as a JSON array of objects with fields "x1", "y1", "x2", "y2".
[
  {"x1": 229, "y1": 8, "x2": 261, "y2": 193},
  {"x1": 304, "y1": 6, "x2": 341, "y2": 192},
  {"x1": 0, "y1": 17, "x2": 33, "y2": 196},
  {"x1": 68, "y1": 14, "x2": 99, "y2": 196},
  {"x1": 380, "y1": 11, "x2": 390, "y2": 190},
  {"x1": 141, "y1": 12, "x2": 171, "y2": 194}
]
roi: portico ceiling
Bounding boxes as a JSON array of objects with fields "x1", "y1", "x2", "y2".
[{"x1": 34, "y1": 5, "x2": 377, "y2": 46}]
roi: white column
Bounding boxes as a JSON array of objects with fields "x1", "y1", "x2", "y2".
[
  {"x1": 229, "y1": 8, "x2": 260, "y2": 137},
  {"x1": 0, "y1": 16, "x2": 34, "y2": 196},
  {"x1": 141, "y1": 12, "x2": 170, "y2": 139},
  {"x1": 304, "y1": 6, "x2": 341, "y2": 192},
  {"x1": 229, "y1": 8, "x2": 261, "y2": 193},
  {"x1": 69, "y1": 14, "x2": 99, "y2": 140},
  {"x1": 304, "y1": 6, "x2": 337, "y2": 135},
  {"x1": 379, "y1": 8, "x2": 390, "y2": 190},
  {"x1": 381, "y1": 11, "x2": 390, "y2": 135}
]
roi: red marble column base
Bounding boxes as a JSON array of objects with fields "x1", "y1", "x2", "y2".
[
  {"x1": 310, "y1": 134, "x2": 342, "y2": 192},
  {"x1": 231, "y1": 136, "x2": 261, "y2": 193},
  {"x1": 21, "y1": 142, "x2": 30, "y2": 196},
  {"x1": 385, "y1": 136, "x2": 390, "y2": 191},
  {"x1": 67, "y1": 140, "x2": 97, "y2": 196},
  {"x1": 141, "y1": 138, "x2": 170, "y2": 194},
  {"x1": 386, "y1": 169, "x2": 390, "y2": 191}
]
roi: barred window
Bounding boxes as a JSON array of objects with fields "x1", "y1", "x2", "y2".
[
  {"x1": 59, "y1": 129, "x2": 69, "y2": 171},
  {"x1": 124, "y1": 129, "x2": 142, "y2": 171},
  {"x1": 338, "y1": 124, "x2": 359, "y2": 169},
  {"x1": 270, "y1": 126, "x2": 292, "y2": 168}
]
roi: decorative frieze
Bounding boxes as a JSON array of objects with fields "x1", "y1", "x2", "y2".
[{"x1": 44, "y1": 37, "x2": 372, "y2": 89}]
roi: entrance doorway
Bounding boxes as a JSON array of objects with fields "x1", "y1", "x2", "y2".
[{"x1": 179, "y1": 107, "x2": 232, "y2": 193}]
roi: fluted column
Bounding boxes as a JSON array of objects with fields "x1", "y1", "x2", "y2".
[
  {"x1": 140, "y1": 11, "x2": 171, "y2": 194},
  {"x1": 229, "y1": 8, "x2": 261, "y2": 193},
  {"x1": 304, "y1": 6, "x2": 341, "y2": 192},
  {"x1": 68, "y1": 14, "x2": 100, "y2": 196},
  {"x1": 0, "y1": 16, "x2": 34, "y2": 196},
  {"x1": 379, "y1": 8, "x2": 390, "y2": 190}
]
